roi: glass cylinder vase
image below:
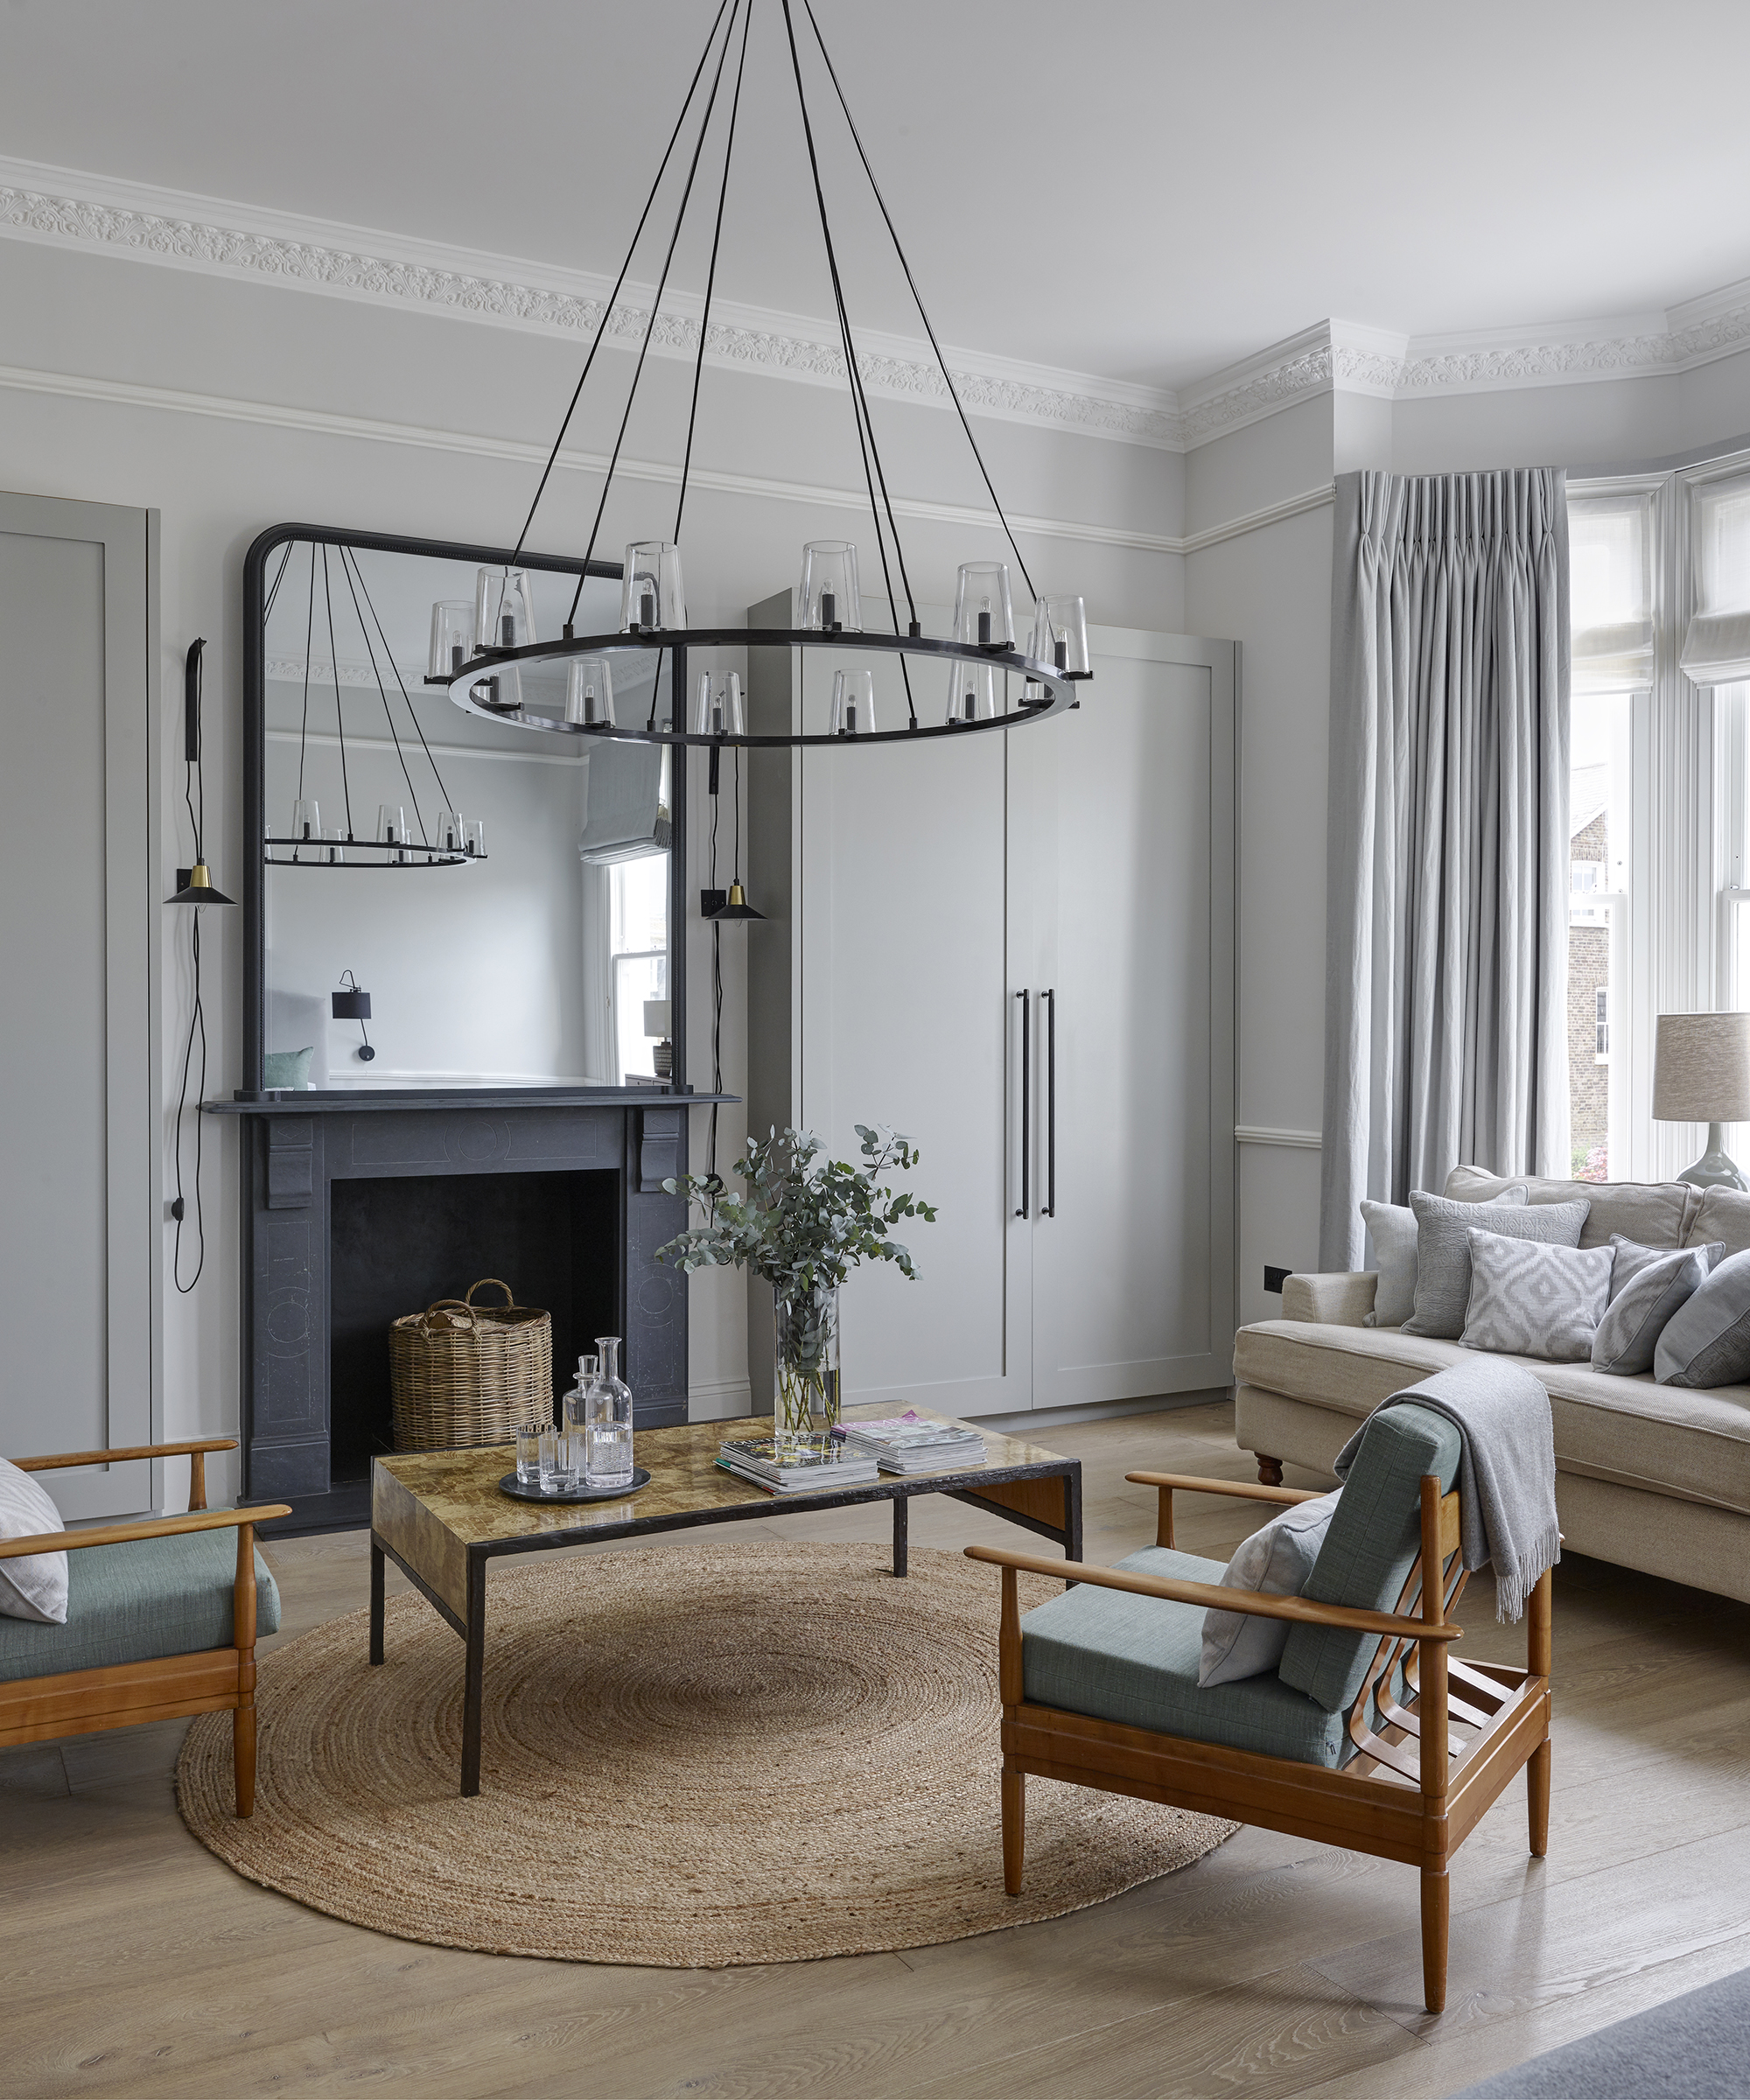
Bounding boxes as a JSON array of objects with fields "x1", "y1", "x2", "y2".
[{"x1": 773, "y1": 1284, "x2": 841, "y2": 1437}]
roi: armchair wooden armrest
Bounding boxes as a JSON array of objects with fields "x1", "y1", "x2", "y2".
[
  {"x1": 1124, "y1": 1468, "x2": 1323, "y2": 1549},
  {"x1": 0, "y1": 1505, "x2": 290, "y2": 1561},
  {"x1": 963, "y1": 1542, "x2": 1461, "y2": 1645},
  {"x1": 13, "y1": 1438, "x2": 239, "y2": 1511}
]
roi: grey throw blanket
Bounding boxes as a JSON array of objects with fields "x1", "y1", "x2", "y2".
[{"x1": 1333, "y1": 1357, "x2": 1559, "y2": 1622}]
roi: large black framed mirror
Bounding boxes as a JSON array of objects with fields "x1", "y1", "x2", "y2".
[{"x1": 242, "y1": 524, "x2": 690, "y2": 1102}]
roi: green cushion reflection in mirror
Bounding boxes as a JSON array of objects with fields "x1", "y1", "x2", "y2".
[{"x1": 263, "y1": 1046, "x2": 313, "y2": 1090}]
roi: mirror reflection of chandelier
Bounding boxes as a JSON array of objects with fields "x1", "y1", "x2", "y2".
[
  {"x1": 432, "y1": 0, "x2": 1091, "y2": 752},
  {"x1": 265, "y1": 540, "x2": 486, "y2": 871}
]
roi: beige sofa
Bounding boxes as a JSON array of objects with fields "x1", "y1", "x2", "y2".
[{"x1": 1233, "y1": 1167, "x2": 1750, "y2": 1606}]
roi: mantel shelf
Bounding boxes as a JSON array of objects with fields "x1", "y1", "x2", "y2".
[{"x1": 203, "y1": 1089, "x2": 738, "y2": 1116}]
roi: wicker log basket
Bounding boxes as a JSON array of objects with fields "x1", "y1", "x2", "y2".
[{"x1": 389, "y1": 1278, "x2": 552, "y2": 1452}]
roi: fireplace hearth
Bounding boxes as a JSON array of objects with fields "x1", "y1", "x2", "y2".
[{"x1": 206, "y1": 1091, "x2": 716, "y2": 1534}]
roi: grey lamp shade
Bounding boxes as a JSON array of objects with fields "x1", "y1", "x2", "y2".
[{"x1": 1652, "y1": 1012, "x2": 1750, "y2": 1121}]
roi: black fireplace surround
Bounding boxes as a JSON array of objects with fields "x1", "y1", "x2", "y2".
[{"x1": 213, "y1": 524, "x2": 734, "y2": 1534}]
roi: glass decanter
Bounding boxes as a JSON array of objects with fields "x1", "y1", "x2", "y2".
[
  {"x1": 584, "y1": 1336, "x2": 634, "y2": 1489},
  {"x1": 561, "y1": 1354, "x2": 598, "y2": 1488}
]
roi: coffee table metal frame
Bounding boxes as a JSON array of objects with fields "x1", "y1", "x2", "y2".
[{"x1": 368, "y1": 1412, "x2": 1082, "y2": 1796}]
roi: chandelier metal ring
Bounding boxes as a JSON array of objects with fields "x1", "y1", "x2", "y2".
[{"x1": 441, "y1": 628, "x2": 1081, "y2": 746}]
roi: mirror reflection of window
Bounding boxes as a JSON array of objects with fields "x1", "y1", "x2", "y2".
[{"x1": 609, "y1": 858, "x2": 669, "y2": 1083}]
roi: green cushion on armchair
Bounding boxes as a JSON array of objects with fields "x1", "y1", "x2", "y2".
[
  {"x1": 1277, "y1": 1401, "x2": 1461, "y2": 1713},
  {"x1": 1020, "y1": 1544, "x2": 1350, "y2": 1768},
  {"x1": 0, "y1": 1524, "x2": 281, "y2": 1684}
]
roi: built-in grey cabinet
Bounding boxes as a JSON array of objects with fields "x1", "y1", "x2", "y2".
[{"x1": 746, "y1": 593, "x2": 1236, "y2": 1421}]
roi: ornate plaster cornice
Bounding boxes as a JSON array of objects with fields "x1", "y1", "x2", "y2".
[{"x1": 0, "y1": 157, "x2": 1182, "y2": 450}]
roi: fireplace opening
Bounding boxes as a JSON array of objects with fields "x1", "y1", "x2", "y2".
[{"x1": 327, "y1": 1169, "x2": 621, "y2": 1483}]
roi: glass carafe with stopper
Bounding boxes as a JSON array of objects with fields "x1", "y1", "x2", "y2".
[
  {"x1": 561, "y1": 1354, "x2": 598, "y2": 1488},
  {"x1": 584, "y1": 1336, "x2": 634, "y2": 1489}
]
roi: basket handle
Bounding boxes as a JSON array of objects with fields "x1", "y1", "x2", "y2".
[
  {"x1": 416, "y1": 1298, "x2": 479, "y2": 1332},
  {"x1": 465, "y1": 1278, "x2": 519, "y2": 1309}
]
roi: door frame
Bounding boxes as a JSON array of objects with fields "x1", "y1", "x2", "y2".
[{"x1": 0, "y1": 491, "x2": 161, "y2": 1517}]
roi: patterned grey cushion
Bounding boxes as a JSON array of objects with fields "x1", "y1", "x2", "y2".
[
  {"x1": 1362, "y1": 1185, "x2": 1526, "y2": 1328},
  {"x1": 1460, "y1": 1228, "x2": 1611, "y2": 1362},
  {"x1": 1592, "y1": 1236, "x2": 1718, "y2": 1376},
  {"x1": 1403, "y1": 1192, "x2": 1591, "y2": 1340},
  {"x1": 1654, "y1": 1248, "x2": 1750, "y2": 1388}
]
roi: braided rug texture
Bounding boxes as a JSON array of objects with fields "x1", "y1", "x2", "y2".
[{"x1": 178, "y1": 1541, "x2": 1235, "y2": 1965}]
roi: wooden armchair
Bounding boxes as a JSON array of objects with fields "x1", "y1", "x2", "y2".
[
  {"x1": 967, "y1": 1403, "x2": 1552, "y2": 2014},
  {"x1": 0, "y1": 1440, "x2": 290, "y2": 1815}
]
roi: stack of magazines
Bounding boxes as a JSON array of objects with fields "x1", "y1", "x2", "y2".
[
  {"x1": 838, "y1": 1413, "x2": 988, "y2": 1474},
  {"x1": 718, "y1": 1435, "x2": 880, "y2": 1494}
]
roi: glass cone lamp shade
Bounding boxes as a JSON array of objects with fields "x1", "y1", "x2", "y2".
[
  {"x1": 1031, "y1": 594, "x2": 1089, "y2": 676},
  {"x1": 436, "y1": 809, "x2": 466, "y2": 854},
  {"x1": 831, "y1": 667, "x2": 877, "y2": 736},
  {"x1": 377, "y1": 802, "x2": 410, "y2": 863},
  {"x1": 290, "y1": 798, "x2": 321, "y2": 856},
  {"x1": 799, "y1": 541, "x2": 862, "y2": 632},
  {"x1": 565, "y1": 656, "x2": 616, "y2": 726},
  {"x1": 325, "y1": 825, "x2": 347, "y2": 864},
  {"x1": 620, "y1": 542, "x2": 685, "y2": 632},
  {"x1": 464, "y1": 817, "x2": 486, "y2": 858},
  {"x1": 476, "y1": 568, "x2": 536, "y2": 652},
  {"x1": 690, "y1": 669, "x2": 746, "y2": 737},
  {"x1": 945, "y1": 660, "x2": 999, "y2": 725},
  {"x1": 429, "y1": 600, "x2": 474, "y2": 678},
  {"x1": 953, "y1": 562, "x2": 1015, "y2": 649}
]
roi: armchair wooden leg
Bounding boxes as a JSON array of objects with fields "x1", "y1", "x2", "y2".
[
  {"x1": 1420, "y1": 1866, "x2": 1449, "y2": 2014},
  {"x1": 1256, "y1": 1453, "x2": 1284, "y2": 1488},
  {"x1": 1528, "y1": 1740, "x2": 1550, "y2": 1858},
  {"x1": 234, "y1": 1702, "x2": 257, "y2": 1820},
  {"x1": 1002, "y1": 1768, "x2": 1026, "y2": 1896}
]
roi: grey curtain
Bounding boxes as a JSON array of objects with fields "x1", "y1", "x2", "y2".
[{"x1": 1319, "y1": 469, "x2": 1571, "y2": 1270}]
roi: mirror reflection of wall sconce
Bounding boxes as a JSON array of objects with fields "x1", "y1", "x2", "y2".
[{"x1": 332, "y1": 970, "x2": 375, "y2": 1060}]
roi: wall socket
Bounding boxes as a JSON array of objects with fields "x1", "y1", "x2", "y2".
[
  {"x1": 699, "y1": 887, "x2": 726, "y2": 917},
  {"x1": 1264, "y1": 1265, "x2": 1292, "y2": 1294}
]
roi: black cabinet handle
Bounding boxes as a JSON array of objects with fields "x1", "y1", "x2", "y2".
[
  {"x1": 1043, "y1": 988, "x2": 1056, "y2": 1217},
  {"x1": 1015, "y1": 989, "x2": 1030, "y2": 1218}
]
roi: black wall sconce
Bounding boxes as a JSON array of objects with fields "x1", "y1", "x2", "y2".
[{"x1": 332, "y1": 970, "x2": 375, "y2": 1060}]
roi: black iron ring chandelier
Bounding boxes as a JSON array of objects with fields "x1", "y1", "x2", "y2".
[{"x1": 429, "y1": 0, "x2": 1091, "y2": 751}]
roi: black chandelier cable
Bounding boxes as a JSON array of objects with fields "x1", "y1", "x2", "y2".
[
  {"x1": 516, "y1": 0, "x2": 737, "y2": 571},
  {"x1": 801, "y1": 0, "x2": 1039, "y2": 604},
  {"x1": 318, "y1": 546, "x2": 360, "y2": 844},
  {"x1": 778, "y1": 0, "x2": 918, "y2": 725},
  {"x1": 342, "y1": 544, "x2": 458, "y2": 828},
  {"x1": 673, "y1": 0, "x2": 753, "y2": 547},
  {"x1": 298, "y1": 539, "x2": 317, "y2": 808},
  {"x1": 571, "y1": 0, "x2": 742, "y2": 619},
  {"x1": 332, "y1": 543, "x2": 429, "y2": 845},
  {"x1": 262, "y1": 538, "x2": 295, "y2": 623}
]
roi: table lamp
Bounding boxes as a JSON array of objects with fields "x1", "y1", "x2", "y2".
[
  {"x1": 1652, "y1": 1012, "x2": 1750, "y2": 1189},
  {"x1": 643, "y1": 998, "x2": 673, "y2": 1081}
]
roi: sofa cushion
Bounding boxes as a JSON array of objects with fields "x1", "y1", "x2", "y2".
[
  {"x1": 1655, "y1": 1249, "x2": 1750, "y2": 1390},
  {"x1": 1199, "y1": 1491, "x2": 1340, "y2": 1686},
  {"x1": 1404, "y1": 1192, "x2": 1589, "y2": 1340},
  {"x1": 1461, "y1": 1228, "x2": 1612, "y2": 1362},
  {"x1": 0, "y1": 1459, "x2": 67, "y2": 1624},
  {"x1": 1684, "y1": 1186, "x2": 1750, "y2": 1257},
  {"x1": 0, "y1": 1525, "x2": 281, "y2": 1684},
  {"x1": 1592, "y1": 1240, "x2": 1712, "y2": 1376},
  {"x1": 1233, "y1": 1320, "x2": 1750, "y2": 1516},
  {"x1": 1020, "y1": 1544, "x2": 1348, "y2": 1767},
  {"x1": 1362, "y1": 1186, "x2": 1528, "y2": 1329},
  {"x1": 1278, "y1": 1403, "x2": 1462, "y2": 1713},
  {"x1": 1445, "y1": 1166, "x2": 1697, "y2": 1251}
]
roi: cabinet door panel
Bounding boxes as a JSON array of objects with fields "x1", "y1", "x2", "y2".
[
  {"x1": 1028, "y1": 649, "x2": 1233, "y2": 1408},
  {"x1": 798, "y1": 723, "x2": 1030, "y2": 1417}
]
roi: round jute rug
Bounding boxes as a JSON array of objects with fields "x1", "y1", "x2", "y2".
[{"x1": 177, "y1": 1541, "x2": 1235, "y2": 1966}]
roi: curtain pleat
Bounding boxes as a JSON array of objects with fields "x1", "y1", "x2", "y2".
[{"x1": 1319, "y1": 468, "x2": 1571, "y2": 1270}]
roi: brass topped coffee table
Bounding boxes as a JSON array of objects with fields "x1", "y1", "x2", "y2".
[{"x1": 370, "y1": 1406, "x2": 1082, "y2": 1795}]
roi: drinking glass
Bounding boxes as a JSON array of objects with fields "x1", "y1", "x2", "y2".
[
  {"x1": 514, "y1": 1423, "x2": 543, "y2": 1487},
  {"x1": 537, "y1": 1424, "x2": 565, "y2": 1492}
]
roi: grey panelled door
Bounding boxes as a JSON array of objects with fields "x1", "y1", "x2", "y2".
[{"x1": 0, "y1": 494, "x2": 157, "y2": 1517}]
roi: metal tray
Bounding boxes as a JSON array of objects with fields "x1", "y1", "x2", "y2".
[{"x1": 496, "y1": 1467, "x2": 651, "y2": 1505}]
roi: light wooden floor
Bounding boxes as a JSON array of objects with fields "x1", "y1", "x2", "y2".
[{"x1": 4, "y1": 1401, "x2": 1748, "y2": 2100}]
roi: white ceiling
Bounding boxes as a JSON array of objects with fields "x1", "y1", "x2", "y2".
[{"x1": 4, "y1": 0, "x2": 1749, "y2": 393}]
